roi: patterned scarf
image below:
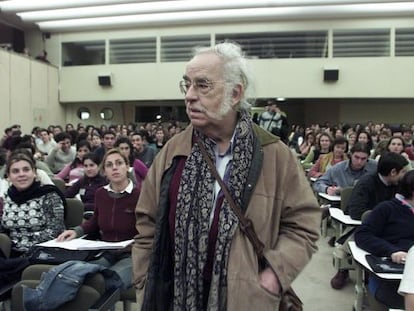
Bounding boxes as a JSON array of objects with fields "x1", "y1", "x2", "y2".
[{"x1": 173, "y1": 111, "x2": 254, "y2": 310}]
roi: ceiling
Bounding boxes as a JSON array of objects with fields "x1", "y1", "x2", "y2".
[{"x1": 1, "y1": 0, "x2": 414, "y2": 33}]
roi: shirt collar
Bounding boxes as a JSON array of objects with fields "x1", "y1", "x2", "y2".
[
  {"x1": 104, "y1": 179, "x2": 134, "y2": 194},
  {"x1": 211, "y1": 129, "x2": 236, "y2": 158},
  {"x1": 378, "y1": 173, "x2": 390, "y2": 186}
]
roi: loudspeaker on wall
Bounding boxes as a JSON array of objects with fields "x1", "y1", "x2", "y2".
[
  {"x1": 324, "y1": 69, "x2": 339, "y2": 82},
  {"x1": 98, "y1": 75, "x2": 111, "y2": 86}
]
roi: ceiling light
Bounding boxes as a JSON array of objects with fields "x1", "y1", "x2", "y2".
[
  {"x1": 35, "y1": 3, "x2": 414, "y2": 32},
  {"x1": 0, "y1": 0, "x2": 140, "y2": 12}
]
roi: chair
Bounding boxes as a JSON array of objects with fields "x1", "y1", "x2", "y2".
[
  {"x1": 120, "y1": 288, "x2": 136, "y2": 311},
  {"x1": 65, "y1": 198, "x2": 85, "y2": 228},
  {"x1": 51, "y1": 178, "x2": 66, "y2": 193},
  {"x1": 332, "y1": 187, "x2": 357, "y2": 271},
  {"x1": 0, "y1": 233, "x2": 11, "y2": 258}
]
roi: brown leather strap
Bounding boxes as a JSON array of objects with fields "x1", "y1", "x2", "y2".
[{"x1": 196, "y1": 138, "x2": 265, "y2": 260}]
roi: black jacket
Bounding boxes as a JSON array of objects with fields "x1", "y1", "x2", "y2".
[{"x1": 346, "y1": 173, "x2": 397, "y2": 220}]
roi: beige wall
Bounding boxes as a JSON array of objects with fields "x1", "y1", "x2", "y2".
[
  {"x1": 11, "y1": 16, "x2": 414, "y2": 128},
  {"x1": 0, "y1": 49, "x2": 64, "y2": 133}
]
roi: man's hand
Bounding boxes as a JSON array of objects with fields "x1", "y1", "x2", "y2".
[
  {"x1": 327, "y1": 186, "x2": 339, "y2": 196},
  {"x1": 391, "y1": 251, "x2": 407, "y2": 264},
  {"x1": 259, "y1": 267, "x2": 281, "y2": 295}
]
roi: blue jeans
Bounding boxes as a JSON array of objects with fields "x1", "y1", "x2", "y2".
[{"x1": 89, "y1": 252, "x2": 132, "y2": 289}]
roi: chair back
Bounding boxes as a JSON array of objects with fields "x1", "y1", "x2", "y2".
[
  {"x1": 0, "y1": 233, "x2": 11, "y2": 258},
  {"x1": 51, "y1": 178, "x2": 66, "y2": 193},
  {"x1": 65, "y1": 198, "x2": 84, "y2": 228},
  {"x1": 340, "y1": 186, "x2": 354, "y2": 212}
]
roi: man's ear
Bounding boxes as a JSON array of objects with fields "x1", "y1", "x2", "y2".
[
  {"x1": 390, "y1": 168, "x2": 397, "y2": 176},
  {"x1": 231, "y1": 84, "x2": 243, "y2": 107}
]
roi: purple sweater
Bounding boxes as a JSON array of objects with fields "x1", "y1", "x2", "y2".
[
  {"x1": 64, "y1": 175, "x2": 107, "y2": 211},
  {"x1": 78, "y1": 187, "x2": 139, "y2": 242}
]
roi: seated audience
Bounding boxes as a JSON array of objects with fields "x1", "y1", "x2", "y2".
[
  {"x1": 55, "y1": 140, "x2": 91, "y2": 184},
  {"x1": 347, "y1": 152, "x2": 408, "y2": 220},
  {"x1": 302, "y1": 132, "x2": 333, "y2": 170},
  {"x1": 35, "y1": 128, "x2": 57, "y2": 158},
  {"x1": 57, "y1": 148, "x2": 140, "y2": 289},
  {"x1": 114, "y1": 137, "x2": 148, "y2": 188},
  {"x1": 308, "y1": 137, "x2": 348, "y2": 178},
  {"x1": 298, "y1": 131, "x2": 315, "y2": 159},
  {"x1": 45, "y1": 132, "x2": 76, "y2": 174},
  {"x1": 0, "y1": 152, "x2": 65, "y2": 257},
  {"x1": 94, "y1": 131, "x2": 116, "y2": 162},
  {"x1": 131, "y1": 131, "x2": 156, "y2": 168},
  {"x1": 355, "y1": 170, "x2": 414, "y2": 309},
  {"x1": 398, "y1": 246, "x2": 414, "y2": 311},
  {"x1": 63, "y1": 152, "x2": 106, "y2": 212},
  {"x1": 313, "y1": 142, "x2": 377, "y2": 196}
]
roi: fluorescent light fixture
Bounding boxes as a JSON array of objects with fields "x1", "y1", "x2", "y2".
[
  {"x1": 3, "y1": 0, "x2": 414, "y2": 32},
  {"x1": 0, "y1": 0, "x2": 140, "y2": 12},
  {"x1": 276, "y1": 97, "x2": 286, "y2": 101},
  {"x1": 15, "y1": 0, "x2": 327, "y2": 22},
  {"x1": 16, "y1": 0, "x2": 413, "y2": 22},
  {"x1": 35, "y1": 3, "x2": 414, "y2": 32}
]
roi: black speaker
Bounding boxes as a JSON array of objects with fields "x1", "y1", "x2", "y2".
[
  {"x1": 324, "y1": 69, "x2": 339, "y2": 82},
  {"x1": 98, "y1": 75, "x2": 111, "y2": 86}
]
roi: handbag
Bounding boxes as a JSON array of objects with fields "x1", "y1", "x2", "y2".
[
  {"x1": 197, "y1": 139, "x2": 303, "y2": 311},
  {"x1": 27, "y1": 246, "x2": 103, "y2": 265}
]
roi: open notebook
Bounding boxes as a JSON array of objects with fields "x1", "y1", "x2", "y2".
[{"x1": 37, "y1": 238, "x2": 134, "y2": 250}]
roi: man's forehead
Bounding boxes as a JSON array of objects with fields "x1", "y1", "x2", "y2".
[
  {"x1": 185, "y1": 53, "x2": 222, "y2": 78},
  {"x1": 352, "y1": 152, "x2": 368, "y2": 158}
]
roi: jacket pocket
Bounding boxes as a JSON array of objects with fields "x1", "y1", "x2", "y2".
[{"x1": 227, "y1": 277, "x2": 281, "y2": 311}]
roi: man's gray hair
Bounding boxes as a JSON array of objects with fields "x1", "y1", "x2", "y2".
[{"x1": 192, "y1": 41, "x2": 254, "y2": 111}]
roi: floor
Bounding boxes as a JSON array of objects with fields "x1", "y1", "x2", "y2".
[
  {"x1": 115, "y1": 233, "x2": 360, "y2": 311},
  {"x1": 293, "y1": 235, "x2": 359, "y2": 311}
]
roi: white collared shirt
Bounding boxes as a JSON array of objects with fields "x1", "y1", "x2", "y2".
[{"x1": 104, "y1": 179, "x2": 134, "y2": 194}]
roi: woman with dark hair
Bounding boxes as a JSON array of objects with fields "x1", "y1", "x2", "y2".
[
  {"x1": 55, "y1": 140, "x2": 91, "y2": 184},
  {"x1": 387, "y1": 136, "x2": 410, "y2": 160},
  {"x1": 0, "y1": 152, "x2": 65, "y2": 257},
  {"x1": 308, "y1": 137, "x2": 348, "y2": 178},
  {"x1": 114, "y1": 137, "x2": 148, "y2": 189},
  {"x1": 356, "y1": 130, "x2": 374, "y2": 152},
  {"x1": 64, "y1": 152, "x2": 106, "y2": 212},
  {"x1": 302, "y1": 132, "x2": 333, "y2": 170},
  {"x1": 355, "y1": 170, "x2": 414, "y2": 309},
  {"x1": 57, "y1": 148, "x2": 140, "y2": 289},
  {"x1": 375, "y1": 136, "x2": 412, "y2": 169},
  {"x1": 298, "y1": 131, "x2": 316, "y2": 159}
]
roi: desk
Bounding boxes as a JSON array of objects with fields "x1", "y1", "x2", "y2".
[
  {"x1": 349, "y1": 241, "x2": 402, "y2": 311},
  {"x1": 329, "y1": 208, "x2": 362, "y2": 226},
  {"x1": 318, "y1": 192, "x2": 341, "y2": 203},
  {"x1": 319, "y1": 193, "x2": 341, "y2": 237}
]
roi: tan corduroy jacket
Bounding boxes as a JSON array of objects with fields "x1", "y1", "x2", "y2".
[{"x1": 132, "y1": 124, "x2": 321, "y2": 311}]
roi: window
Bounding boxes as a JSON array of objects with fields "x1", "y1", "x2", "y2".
[
  {"x1": 216, "y1": 31, "x2": 328, "y2": 59},
  {"x1": 333, "y1": 29, "x2": 390, "y2": 57},
  {"x1": 62, "y1": 41, "x2": 105, "y2": 66},
  {"x1": 100, "y1": 108, "x2": 113, "y2": 120},
  {"x1": 109, "y1": 38, "x2": 156, "y2": 64},
  {"x1": 395, "y1": 28, "x2": 414, "y2": 56},
  {"x1": 77, "y1": 107, "x2": 90, "y2": 120},
  {"x1": 161, "y1": 35, "x2": 210, "y2": 62}
]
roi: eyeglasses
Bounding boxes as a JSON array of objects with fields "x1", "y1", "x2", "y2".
[
  {"x1": 104, "y1": 160, "x2": 126, "y2": 169},
  {"x1": 179, "y1": 78, "x2": 224, "y2": 95}
]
